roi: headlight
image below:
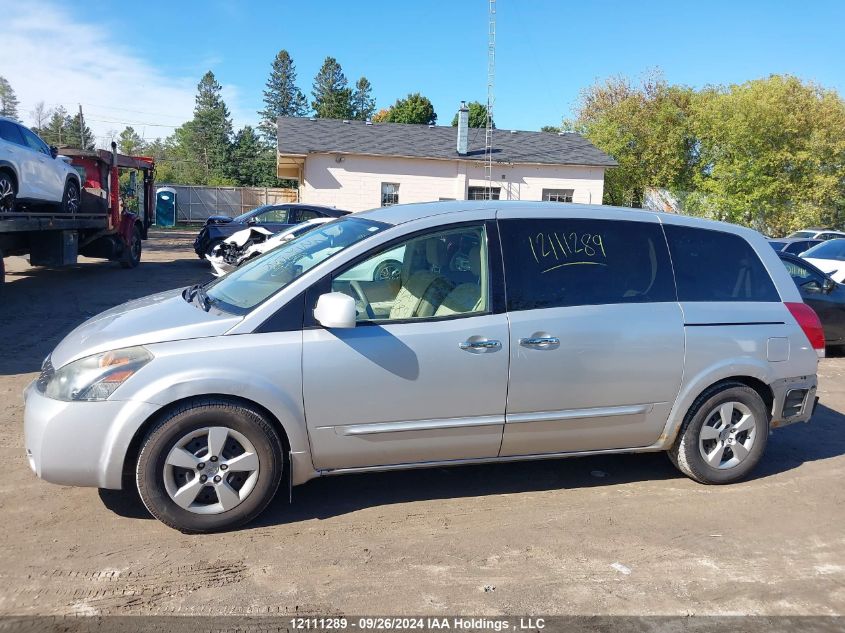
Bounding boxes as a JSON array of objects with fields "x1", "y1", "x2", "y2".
[{"x1": 44, "y1": 346, "x2": 153, "y2": 402}]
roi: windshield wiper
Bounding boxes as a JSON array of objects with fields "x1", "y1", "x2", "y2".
[{"x1": 184, "y1": 283, "x2": 212, "y2": 311}]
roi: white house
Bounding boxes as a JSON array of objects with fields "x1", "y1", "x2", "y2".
[{"x1": 276, "y1": 107, "x2": 616, "y2": 212}]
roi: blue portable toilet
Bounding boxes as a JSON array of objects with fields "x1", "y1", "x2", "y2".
[{"x1": 155, "y1": 187, "x2": 177, "y2": 227}]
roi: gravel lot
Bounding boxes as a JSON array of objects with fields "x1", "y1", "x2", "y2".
[{"x1": 1, "y1": 230, "x2": 843, "y2": 617}]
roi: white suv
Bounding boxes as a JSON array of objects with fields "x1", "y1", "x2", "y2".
[{"x1": 0, "y1": 116, "x2": 81, "y2": 213}]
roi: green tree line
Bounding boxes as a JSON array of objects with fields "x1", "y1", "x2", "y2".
[{"x1": 544, "y1": 71, "x2": 845, "y2": 235}]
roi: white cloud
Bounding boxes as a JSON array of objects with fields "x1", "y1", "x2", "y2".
[{"x1": 1, "y1": 1, "x2": 252, "y2": 148}]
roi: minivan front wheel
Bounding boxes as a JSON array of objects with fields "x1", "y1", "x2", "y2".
[
  {"x1": 669, "y1": 383, "x2": 769, "y2": 484},
  {"x1": 136, "y1": 398, "x2": 284, "y2": 533}
]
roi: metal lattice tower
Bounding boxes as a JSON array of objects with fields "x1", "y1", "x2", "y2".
[{"x1": 484, "y1": 0, "x2": 496, "y2": 197}]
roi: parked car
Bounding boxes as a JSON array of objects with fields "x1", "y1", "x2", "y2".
[
  {"x1": 192, "y1": 203, "x2": 348, "y2": 259},
  {"x1": 25, "y1": 202, "x2": 822, "y2": 533},
  {"x1": 768, "y1": 238, "x2": 823, "y2": 256},
  {"x1": 207, "y1": 217, "x2": 333, "y2": 277},
  {"x1": 0, "y1": 116, "x2": 82, "y2": 213},
  {"x1": 787, "y1": 228, "x2": 845, "y2": 240},
  {"x1": 778, "y1": 253, "x2": 845, "y2": 349},
  {"x1": 800, "y1": 239, "x2": 845, "y2": 283}
]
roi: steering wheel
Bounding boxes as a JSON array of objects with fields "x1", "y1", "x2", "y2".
[{"x1": 350, "y1": 280, "x2": 376, "y2": 320}]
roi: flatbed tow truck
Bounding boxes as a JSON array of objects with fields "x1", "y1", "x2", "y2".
[{"x1": 0, "y1": 143, "x2": 155, "y2": 294}]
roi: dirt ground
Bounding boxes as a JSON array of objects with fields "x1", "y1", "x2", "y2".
[{"x1": 0, "y1": 230, "x2": 844, "y2": 617}]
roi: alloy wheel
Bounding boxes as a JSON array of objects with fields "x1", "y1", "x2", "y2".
[
  {"x1": 163, "y1": 426, "x2": 260, "y2": 514},
  {"x1": 698, "y1": 401, "x2": 757, "y2": 469},
  {"x1": 0, "y1": 177, "x2": 15, "y2": 213}
]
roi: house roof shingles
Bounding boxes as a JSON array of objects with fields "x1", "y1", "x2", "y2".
[{"x1": 277, "y1": 117, "x2": 617, "y2": 167}]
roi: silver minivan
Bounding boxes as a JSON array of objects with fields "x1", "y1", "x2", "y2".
[{"x1": 24, "y1": 202, "x2": 823, "y2": 532}]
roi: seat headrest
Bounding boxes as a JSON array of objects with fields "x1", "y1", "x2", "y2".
[{"x1": 426, "y1": 239, "x2": 447, "y2": 270}]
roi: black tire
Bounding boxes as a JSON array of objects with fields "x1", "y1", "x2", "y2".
[
  {"x1": 0, "y1": 171, "x2": 16, "y2": 213},
  {"x1": 120, "y1": 225, "x2": 142, "y2": 269},
  {"x1": 372, "y1": 259, "x2": 402, "y2": 281},
  {"x1": 136, "y1": 398, "x2": 285, "y2": 533},
  {"x1": 61, "y1": 179, "x2": 80, "y2": 214},
  {"x1": 669, "y1": 382, "x2": 769, "y2": 484}
]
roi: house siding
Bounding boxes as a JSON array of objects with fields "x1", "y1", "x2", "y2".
[{"x1": 300, "y1": 153, "x2": 606, "y2": 212}]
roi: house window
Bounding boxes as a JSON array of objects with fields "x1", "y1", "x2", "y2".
[
  {"x1": 542, "y1": 188, "x2": 574, "y2": 203},
  {"x1": 381, "y1": 183, "x2": 399, "y2": 207},
  {"x1": 467, "y1": 186, "x2": 501, "y2": 200}
]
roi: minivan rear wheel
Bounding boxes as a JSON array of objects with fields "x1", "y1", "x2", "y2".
[
  {"x1": 136, "y1": 398, "x2": 284, "y2": 533},
  {"x1": 669, "y1": 383, "x2": 769, "y2": 484}
]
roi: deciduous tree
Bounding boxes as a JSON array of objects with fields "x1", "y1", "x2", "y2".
[
  {"x1": 451, "y1": 101, "x2": 493, "y2": 128},
  {"x1": 380, "y1": 93, "x2": 437, "y2": 125}
]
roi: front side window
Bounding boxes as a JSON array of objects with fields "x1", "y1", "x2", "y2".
[
  {"x1": 332, "y1": 224, "x2": 488, "y2": 322},
  {"x1": 253, "y1": 206, "x2": 289, "y2": 224},
  {"x1": 802, "y1": 239, "x2": 845, "y2": 261},
  {"x1": 781, "y1": 258, "x2": 820, "y2": 285},
  {"x1": 381, "y1": 183, "x2": 399, "y2": 207},
  {"x1": 19, "y1": 126, "x2": 50, "y2": 155},
  {"x1": 467, "y1": 186, "x2": 500, "y2": 200},
  {"x1": 206, "y1": 217, "x2": 387, "y2": 313},
  {"x1": 500, "y1": 219, "x2": 675, "y2": 311},
  {"x1": 297, "y1": 209, "x2": 321, "y2": 221},
  {"x1": 664, "y1": 225, "x2": 780, "y2": 302},
  {"x1": 542, "y1": 188, "x2": 574, "y2": 203}
]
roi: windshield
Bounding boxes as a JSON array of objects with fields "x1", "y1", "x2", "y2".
[
  {"x1": 787, "y1": 231, "x2": 816, "y2": 239},
  {"x1": 206, "y1": 217, "x2": 388, "y2": 313},
  {"x1": 802, "y1": 238, "x2": 845, "y2": 262}
]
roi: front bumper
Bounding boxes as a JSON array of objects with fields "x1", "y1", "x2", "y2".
[
  {"x1": 770, "y1": 375, "x2": 818, "y2": 429},
  {"x1": 23, "y1": 381, "x2": 160, "y2": 489}
]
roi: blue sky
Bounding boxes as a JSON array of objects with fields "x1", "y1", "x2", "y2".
[{"x1": 4, "y1": 0, "x2": 845, "y2": 145}]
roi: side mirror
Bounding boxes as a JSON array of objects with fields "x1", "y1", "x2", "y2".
[
  {"x1": 823, "y1": 278, "x2": 836, "y2": 293},
  {"x1": 49, "y1": 145, "x2": 59, "y2": 159},
  {"x1": 314, "y1": 292, "x2": 357, "y2": 329}
]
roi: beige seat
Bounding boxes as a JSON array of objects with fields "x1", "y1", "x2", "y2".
[
  {"x1": 435, "y1": 246, "x2": 485, "y2": 316},
  {"x1": 389, "y1": 239, "x2": 454, "y2": 319}
]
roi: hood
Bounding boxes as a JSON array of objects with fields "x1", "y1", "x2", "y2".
[
  {"x1": 50, "y1": 288, "x2": 241, "y2": 368},
  {"x1": 206, "y1": 215, "x2": 234, "y2": 225},
  {"x1": 226, "y1": 226, "x2": 272, "y2": 247}
]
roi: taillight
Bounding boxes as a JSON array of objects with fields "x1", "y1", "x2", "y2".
[{"x1": 785, "y1": 302, "x2": 825, "y2": 358}]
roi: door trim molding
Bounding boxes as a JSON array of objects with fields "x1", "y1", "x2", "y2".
[
  {"x1": 335, "y1": 414, "x2": 505, "y2": 436},
  {"x1": 506, "y1": 403, "x2": 653, "y2": 425}
]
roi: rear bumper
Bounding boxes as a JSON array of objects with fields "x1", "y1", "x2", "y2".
[{"x1": 770, "y1": 375, "x2": 818, "y2": 429}]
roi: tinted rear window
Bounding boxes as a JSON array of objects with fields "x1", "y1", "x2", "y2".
[
  {"x1": 664, "y1": 225, "x2": 779, "y2": 302},
  {"x1": 500, "y1": 218, "x2": 676, "y2": 310},
  {"x1": 0, "y1": 120, "x2": 25, "y2": 145}
]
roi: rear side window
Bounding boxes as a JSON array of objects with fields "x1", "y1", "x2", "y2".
[
  {"x1": 499, "y1": 218, "x2": 676, "y2": 310},
  {"x1": 664, "y1": 225, "x2": 779, "y2": 302}
]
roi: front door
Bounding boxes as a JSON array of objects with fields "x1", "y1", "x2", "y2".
[
  {"x1": 302, "y1": 222, "x2": 509, "y2": 470},
  {"x1": 497, "y1": 214, "x2": 685, "y2": 456}
]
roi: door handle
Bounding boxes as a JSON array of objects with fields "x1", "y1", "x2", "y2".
[
  {"x1": 459, "y1": 338, "x2": 502, "y2": 351},
  {"x1": 519, "y1": 336, "x2": 560, "y2": 348}
]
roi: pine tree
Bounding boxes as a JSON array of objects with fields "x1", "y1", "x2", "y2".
[
  {"x1": 65, "y1": 112, "x2": 95, "y2": 150},
  {"x1": 39, "y1": 107, "x2": 69, "y2": 146},
  {"x1": 228, "y1": 125, "x2": 280, "y2": 186},
  {"x1": 311, "y1": 57, "x2": 352, "y2": 120},
  {"x1": 351, "y1": 77, "x2": 376, "y2": 121},
  {"x1": 117, "y1": 126, "x2": 146, "y2": 155},
  {"x1": 180, "y1": 71, "x2": 234, "y2": 184},
  {"x1": 258, "y1": 50, "x2": 309, "y2": 143},
  {"x1": 0, "y1": 76, "x2": 20, "y2": 121}
]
